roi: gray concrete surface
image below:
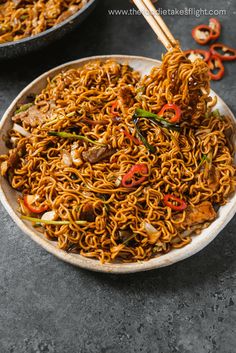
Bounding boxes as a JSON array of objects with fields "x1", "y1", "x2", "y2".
[{"x1": 0, "y1": 0, "x2": 236, "y2": 352}]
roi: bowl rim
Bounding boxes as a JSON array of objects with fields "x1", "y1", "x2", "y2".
[
  {"x1": 0, "y1": 0, "x2": 97, "y2": 49},
  {"x1": 0, "y1": 54, "x2": 236, "y2": 274}
]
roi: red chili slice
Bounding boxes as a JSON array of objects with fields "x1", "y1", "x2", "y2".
[
  {"x1": 122, "y1": 129, "x2": 142, "y2": 145},
  {"x1": 184, "y1": 49, "x2": 211, "y2": 63},
  {"x1": 164, "y1": 194, "x2": 187, "y2": 211},
  {"x1": 24, "y1": 195, "x2": 48, "y2": 214},
  {"x1": 192, "y1": 25, "x2": 212, "y2": 45},
  {"x1": 122, "y1": 164, "x2": 148, "y2": 188},
  {"x1": 207, "y1": 55, "x2": 225, "y2": 80},
  {"x1": 209, "y1": 18, "x2": 221, "y2": 40},
  {"x1": 210, "y1": 43, "x2": 236, "y2": 61},
  {"x1": 158, "y1": 103, "x2": 182, "y2": 123},
  {"x1": 111, "y1": 101, "x2": 120, "y2": 116}
]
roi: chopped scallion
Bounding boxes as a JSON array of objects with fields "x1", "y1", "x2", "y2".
[
  {"x1": 48, "y1": 131, "x2": 105, "y2": 146},
  {"x1": 21, "y1": 215, "x2": 87, "y2": 225},
  {"x1": 14, "y1": 103, "x2": 33, "y2": 115}
]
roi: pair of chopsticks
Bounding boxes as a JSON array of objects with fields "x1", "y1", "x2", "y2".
[{"x1": 132, "y1": 0, "x2": 177, "y2": 50}]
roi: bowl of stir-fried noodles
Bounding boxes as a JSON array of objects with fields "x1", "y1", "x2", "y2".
[
  {"x1": 0, "y1": 0, "x2": 97, "y2": 59},
  {"x1": 0, "y1": 52, "x2": 236, "y2": 273}
]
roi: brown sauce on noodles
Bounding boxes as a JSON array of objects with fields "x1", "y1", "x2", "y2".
[{"x1": 1, "y1": 47, "x2": 236, "y2": 263}]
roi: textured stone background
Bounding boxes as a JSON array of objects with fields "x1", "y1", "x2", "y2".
[{"x1": 0, "y1": 0, "x2": 236, "y2": 352}]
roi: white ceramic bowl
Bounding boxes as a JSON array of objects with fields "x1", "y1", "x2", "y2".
[{"x1": 0, "y1": 55, "x2": 236, "y2": 273}]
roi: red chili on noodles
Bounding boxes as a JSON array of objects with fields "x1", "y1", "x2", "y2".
[
  {"x1": 158, "y1": 103, "x2": 182, "y2": 123},
  {"x1": 122, "y1": 164, "x2": 148, "y2": 188}
]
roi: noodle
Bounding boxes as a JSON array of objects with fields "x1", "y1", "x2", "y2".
[
  {"x1": 1, "y1": 47, "x2": 236, "y2": 263},
  {"x1": 139, "y1": 48, "x2": 211, "y2": 122},
  {"x1": 0, "y1": 0, "x2": 89, "y2": 44}
]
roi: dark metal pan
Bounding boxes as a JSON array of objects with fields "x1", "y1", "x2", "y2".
[{"x1": 0, "y1": 0, "x2": 97, "y2": 60}]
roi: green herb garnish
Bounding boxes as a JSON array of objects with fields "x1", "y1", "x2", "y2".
[
  {"x1": 21, "y1": 215, "x2": 87, "y2": 226},
  {"x1": 212, "y1": 109, "x2": 223, "y2": 120},
  {"x1": 198, "y1": 151, "x2": 213, "y2": 176},
  {"x1": 132, "y1": 116, "x2": 156, "y2": 153},
  {"x1": 198, "y1": 154, "x2": 208, "y2": 168},
  {"x1": 134, "y1": 108, "x2": 180, "y2": 131},
  {"x1": 14, "y1": 103, "x2": 33, "y2": 115},
  {"x1": 48, "y1": 131, "x2": 105, "y2": 146}
]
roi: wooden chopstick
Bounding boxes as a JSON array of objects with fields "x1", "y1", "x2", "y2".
[
  {"x1": 133, "y1": 0, "x2": 177, "y2": 50},
  {"x1": 143, "y1": 0, "x2": 176, "y2": 46}
]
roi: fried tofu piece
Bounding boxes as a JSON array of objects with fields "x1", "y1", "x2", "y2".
[{"x1": 174, "y1": 201, "x2": 216, "y2": 229}]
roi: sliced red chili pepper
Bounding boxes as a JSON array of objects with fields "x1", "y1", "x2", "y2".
[
  {"x1": 24, "y1": 195, "x2": 48, "y2": 214},
  {"x1": 184, "y1": 49, "x2": 211, "y2": 63},
  {"x1": 209, "y1": 18, "x2": 221, "y2": 40},
  {"x1": 158, "y1": 103, "x2": 182, "y2": 123},
  {"x1": 122, "y1": 164, "x2": 148, "y2": 188},
  {"x1": 192, "y1": 24, "x2": 212, "y2": 45},
  {"x1": 210, "y1": 43, "x2": 236, "y2": 61},
  {"x1": 111, "y1": 101, "x2": 120, "y2": 116},
  {"x1": 122, "y1": 129, "x2": 142, "y2": 145},
  {"x1": 164, "y1": 194, "x2": 187, "y2": 211},
  {"x1": 207, "y1": 55, "x2": 225, "y2": 80}
]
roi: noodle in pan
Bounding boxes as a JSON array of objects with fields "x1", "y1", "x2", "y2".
[
  {"x1": 0, "y1": 0, "x2": 89, "y2": 44},
  {"x1": 1, "y1": 47, "x2": 236, "y2": 263}
]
